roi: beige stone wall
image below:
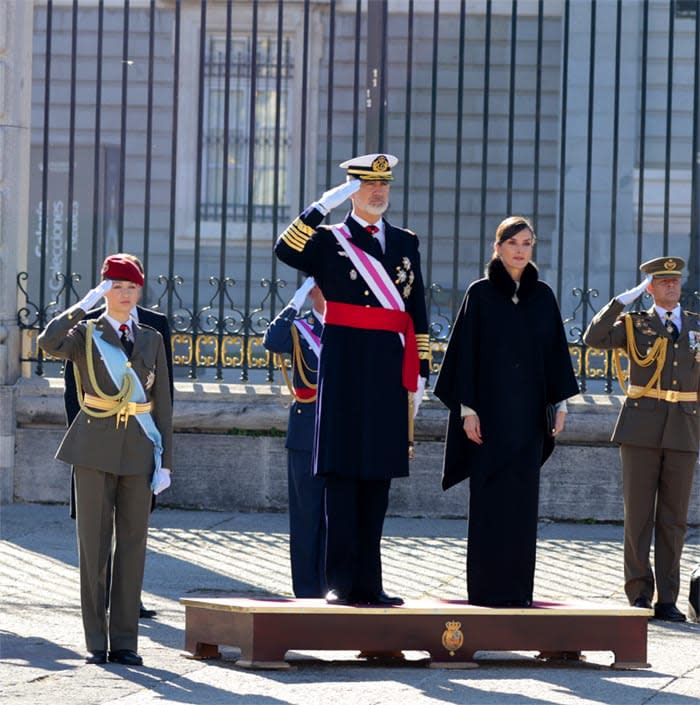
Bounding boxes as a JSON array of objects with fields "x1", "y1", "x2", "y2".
[{"x1": 0, "y1": 1, "x2": 33, "y2": 503}]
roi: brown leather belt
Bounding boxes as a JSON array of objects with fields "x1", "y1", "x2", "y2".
[{"x1": 627, "y1": 386, "x2": 698, "y2": 403}]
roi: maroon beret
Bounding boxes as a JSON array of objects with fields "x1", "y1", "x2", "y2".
[{"x1": 101, "y1": 256, "x2": 144, "y2": 286}]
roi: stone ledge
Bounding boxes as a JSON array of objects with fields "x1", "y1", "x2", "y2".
[
  {"x1": 9, "y1": 377, "x2": 699, "y2": 523},
  {"x1": 15, "y1": 377, "x2": 621, "y2": 442}
]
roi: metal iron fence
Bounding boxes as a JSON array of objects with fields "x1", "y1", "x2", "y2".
[{"x1": 18, "y1": 0, "x2": 700, "y2": 391}]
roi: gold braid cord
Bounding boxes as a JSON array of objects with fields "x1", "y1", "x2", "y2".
[
  {"x1": 612, "y1": 313, "x2": 667, "y2": 398},
  {"x1": 73, "y1": 321, "x2": 134, "y2": 419},
  {"x1": 276, "y1": 325, "x2": 317, "y2": 404}
]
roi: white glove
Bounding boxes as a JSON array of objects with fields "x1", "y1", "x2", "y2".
[
  {"x1": 616, "y1": 275, "x2": 652, "y2": 306},
  {"x1": 313, "y1": 180, "x2": 361, "y2": 215},
  {"x1": 151, "y1": 467, "x2": 171, "y2": 495},
  {"x1": 289, "y1": 277, "x2": 316, "y2": 311},
  {"x1": 413, "y1": 375, "x2": 427, "y2": 419},
  {"x1": 76, "y1": 279, "x2": 113, "y2": 311}
]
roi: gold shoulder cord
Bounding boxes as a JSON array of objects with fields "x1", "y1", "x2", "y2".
[
  {"x1": 73, "y1": 321, "x2": 134, "y2": 418},
  {"x1": 612, "y1": 313, "x2": 667, "y2": 398},
  {"x1": 275, "y1": 325, "x2": 317, "y2": 404}
]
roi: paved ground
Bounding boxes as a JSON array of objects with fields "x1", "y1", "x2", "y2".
[{"x1": 1, "y1": 503, "x2": 699, "y2": 705}]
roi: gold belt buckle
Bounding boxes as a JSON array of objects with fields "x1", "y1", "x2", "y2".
[
  {"x1": 664, "y1": 390, "x2": 680, "y2": 403},
  {"x1": 115, "y1": 402, "x2": 135, "y2": 429}
]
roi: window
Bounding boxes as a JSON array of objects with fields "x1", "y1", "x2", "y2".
[{"x1": 201, "y1": 35, "x2": 293, "y2": 223}]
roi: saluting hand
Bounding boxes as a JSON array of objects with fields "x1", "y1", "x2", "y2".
[
  {"x1": 463, "y1": 414, "x2": 483, "y2": 445},
  {"x1": 313, "y1": 180, "x2": 361, "y2": 215},
  {"x1": 76, "y1": 279, "x2": 113, "y2": 312},
  {"x1": 616, "y1": 275, "x2": 652, "y2": 306}
]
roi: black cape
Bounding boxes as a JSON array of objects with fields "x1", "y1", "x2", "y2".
[{"x1": 433, "y1": 258, "x2": 579, "y2": 491}]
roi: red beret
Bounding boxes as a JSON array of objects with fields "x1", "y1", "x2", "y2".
[{"x1": 101, "y1": 256, "x2": 144, "y2": 286}]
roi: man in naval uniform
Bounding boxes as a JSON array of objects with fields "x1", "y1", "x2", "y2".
[
  {"x1": 38, "y1": 255, "x2": 173, "y2": 665},
  {"x1": 264, "y1": 277, "x2": 327, "y2": 598},
  {"x1": 584, "y1": 256, "x2": 699, "y2": 622},
  {"x1": 275, "y1": 153, "x2": 430, "y2": 606}
]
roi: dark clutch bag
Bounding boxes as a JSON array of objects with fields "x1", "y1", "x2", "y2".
[{"x1": 545, "y1": 403, "x2": 556, "y2": 438}]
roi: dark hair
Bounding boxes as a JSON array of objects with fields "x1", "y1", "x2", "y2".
[{"x1": 491, "y1": 216, "x2": 536, "y2": 259}]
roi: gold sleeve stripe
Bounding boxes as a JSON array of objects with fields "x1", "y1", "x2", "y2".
[
  {"x1": 280, "y1": 219, "x2": 314, "y2": 253},
  {"x1": 416, "y1": 334, "x2": 430, "y2": 352}
]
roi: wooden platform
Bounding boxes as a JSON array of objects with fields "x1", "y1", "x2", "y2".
[{"x1": 180, "y1": 596, "x2": 652, "y2": 670}]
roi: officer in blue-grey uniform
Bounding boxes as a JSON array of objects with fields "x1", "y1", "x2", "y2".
[
  {"x1": 584, "y1": 256, "x2": 700, "y2": 623},
  {"x1": 275, "y1": 153, "x2": 431, "y2": 607},
  {"x1": 264, "y1": 277, "x2": 327, "y2": 598}
]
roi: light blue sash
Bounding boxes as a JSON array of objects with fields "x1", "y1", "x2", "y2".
[{"x1": 91, "y1": 328, "x2": 163, "y2": 477}]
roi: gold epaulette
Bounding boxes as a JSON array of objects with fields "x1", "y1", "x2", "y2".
[{"x1": 279, "y1": 217, "x2": 315, "y2": 253}]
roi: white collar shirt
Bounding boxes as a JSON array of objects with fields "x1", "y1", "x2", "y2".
[
  {"x1": 654, "y1": 304, "x2": 681, "y2": 332},
  {"x1": 351, "y1": 212, "x2": 385, "y2": 253},
  {"x1": 104, "y1": 313, "x2": 133, "y2": 340}
]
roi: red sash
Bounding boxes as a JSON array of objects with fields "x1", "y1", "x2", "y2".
[
  {"x1": 324, "y1": 301, "x2": 419, "y2": 392},
  {"x1": 294, "y1": 387, "x2": 316, "y2": 400}
]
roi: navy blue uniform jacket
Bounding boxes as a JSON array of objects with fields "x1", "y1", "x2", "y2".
[
  {"x1": 275, "y1": 208, "x2": 430, "y2": 480},
  {"x1": 263, "y1": 305, "x2": 321, "y2": 453}
]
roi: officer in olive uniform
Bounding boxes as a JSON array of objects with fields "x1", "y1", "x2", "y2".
[
  {"x1": 275, "y1": 154, "x2": 430, "y2": 607},
  {"x1": 63, "y1": 254, "x2": 173, "y2": 620},
  {"x1": 263, "y1": 277, "x2": 326, "y2": 597},
  {"x1": 584, "y1": 256, "x2": 699, "y2": 622},
  {"x1": 38, "y1": 255, "x2": 173, "y2": 664}
]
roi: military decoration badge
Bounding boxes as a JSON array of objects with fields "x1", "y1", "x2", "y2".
[
  {"x1": 689, "y1": 330, "x2": 700, "y2": 362},
  {"x1": 145, "y1": 369, "x2": 156, "y2": 390},
  {"x1": 396, "y1": 257, "x2": 413, "y2": 299}
]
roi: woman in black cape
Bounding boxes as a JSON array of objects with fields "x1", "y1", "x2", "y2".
[{"x1": 434, "y1": 216, "x2": 579, "y2": 607}]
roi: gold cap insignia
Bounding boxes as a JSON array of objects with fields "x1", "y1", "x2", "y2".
[{"x1": 372, "y1": 155, "x2": 389, "y2": 173}]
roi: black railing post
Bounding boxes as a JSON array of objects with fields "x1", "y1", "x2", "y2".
[
  {"x1": 365, "y1": 0, "x2": 387, "y2": 153},
  {"x1": 688, "y1": 4, "x2": 700, "y2": 300}
]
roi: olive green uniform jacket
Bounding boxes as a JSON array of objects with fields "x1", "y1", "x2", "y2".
[
  {"x1": 38, "y1": 305, "x2": 173, "y2": 473},
  {"x1": 584, "y1": 299, "x2": 700, "y2": 451}
]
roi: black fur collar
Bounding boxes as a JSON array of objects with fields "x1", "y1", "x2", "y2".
[{"x1": 486, "y1": 257, "x2": 539, "y2": 301}]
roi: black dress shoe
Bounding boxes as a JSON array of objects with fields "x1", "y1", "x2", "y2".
[
  {"x1": 372, "y1": 591, "x2": 404, "y2": 606},
  {"x1": 654, "y1": 602, "x2": 686, "y2": 622},
  {"x1": 633, "y1": 596, "x2": 652, "y2": 609},
  {"x1": 108, "y1": 649, "x2": 143, "y2": 666},
  {"x1": 85, "y1": 650, "x2": 107, "y2": 665},
  {"x1": 139, "y1": 604, "x2": 157, "y2": 619},
  {"x1": 325, "y1": 590, "x2": 351, "y2": 606}
]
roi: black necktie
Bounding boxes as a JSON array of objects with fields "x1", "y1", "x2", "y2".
[
  {"x1": 119, "y1": 323, "x2": 134, "y2": 356},
  {"x1": 665, "y1": 312, "x2": 679, "y2": 342}
]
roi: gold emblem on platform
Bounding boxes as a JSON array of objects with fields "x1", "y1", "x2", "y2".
[{"x1": 441, "y1": 620, "x2": 464, "y2": 656}]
